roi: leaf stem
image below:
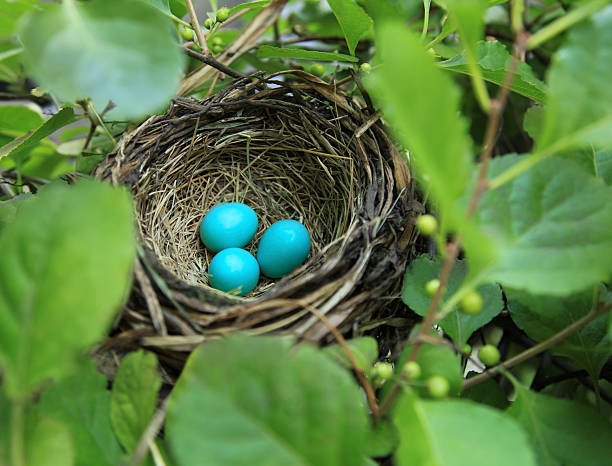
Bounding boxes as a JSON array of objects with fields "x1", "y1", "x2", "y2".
[
  {"x1": 421, "y1": 0, "x2": 431, "y2": 42},
  {"x1": 10, "y1": 399, "x2": 25, "y2": 466},
  {"x1": 463, "y1": 303, "x2": 611, "y2": 390},
  {"x1": 527, "y1": 0, "x2": 609, "y2": 50},
  {"x1": 185, "y1": 0, "x2": 209, "y2": 55}
]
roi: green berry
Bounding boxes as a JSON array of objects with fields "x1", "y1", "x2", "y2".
[
  {"x1": 460, "y1": 290, "x2": 483, "y2": 315},
  {"x1": 427, "y1": 375, "x2": 449, "y2": 399},
  {"x1": 402, "y1": 361, "x2": 421, "y2": 379},
  {"x1": 416, "y1": 214, "x2": 438, "y2": 236},
  {"x1": 425, "y1": 278, "x2": 440, "y2": 296},
  {"x1": 310, "y1": 63, "x2": 325, "y2": 77},
  {"x1": 216, "y1": 7, "x2": 230, "y2": 22},
  {"x1": 204, "y1": 18, "x2": 214, "y2": 29},
  {"x1": 374, "y1": 361, "x2": 394, "y2": 380},
  {"x1": 478, "y1": 345, "x2": 500, "y2": 366},
  {"x1": 212, "y1": 44, "x2": 224, "y2": 54},
  {"x1": 181, "y1": 27, "x2": 194, "y2": 41},
  {"x1": 211, "y1": 36, "x2": 224, "y2": 46},
  {"x1": 360, "y1": 62, "x2": 372, "y2": 73},
  {"x1": 462, "y1": 344, "x2": 472, "y2": 355}
]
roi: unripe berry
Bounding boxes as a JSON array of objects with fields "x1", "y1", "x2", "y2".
[
  {"x1": 425, "y1": 278, "x2": 440, "y2": 296},
  {"x1": 181, "y1": 27, "x2": 194, "y2": 41},
  {"x1": 204, "y1": 18, "x2": 214, "y2": 29},
  {"x1": 216, "y1": 7, "x2": 230, "y2": 22},
  {"x1": 402, "y1": 361, "x2": 421, "y2": 379},
  {"x1": 478, "y1": 345, "x2": 500, "y2": 366},
  {"x1": 211, "y1": 36, "x2": 224, "y2": 46},
  {"x1": 212, "y1": 44, "x2": 224, "y2": 54},
  {"x1": 462, "y1": 344, "x2": 472, "y2": 355},
  {"x1": 374, "y1": 361, "x2": 394, "y2": 380},
  {"x1": 360, "y1": 62, "x2": 372, "y2": 73},
  {"x1": 310, "y1": 63, "x2": 325, "y2": 77},
  {"x1": 416, "y1": 214, "x2": 438, "y2": 236},
  {"x1": 460, "y1": 290, "x2": 483, "y2": 315},
  {"x1": 427, "y1": 375, "x2": 449, "y2": 399}
]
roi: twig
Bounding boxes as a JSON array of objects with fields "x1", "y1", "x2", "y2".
[
  {"x1": 185, "y1": 0, "x2": 209, "y2": 55},
  {"x1": 463, "y1": 304, "x2": 611, "y2": 390},
  {"x1": 130, "y1": 396, "x2": 170, "y2": 466},
  {"x1": 183, "y1": 47, "x2": 247, "y2": 79},
  {"x1": 380, "y1": 10, "x2": 529, "y2": 417}
]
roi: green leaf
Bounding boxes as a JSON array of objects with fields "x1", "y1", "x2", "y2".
[
  {"x1": 256, "y1": 45, "x2": 359, "y2": 62},
  {"x1": 110, "y1": 350, "x2": 161, "y2": 453},
  {"x1": 229, "y1": 0, "x2": 270, "y2": 15},
  {"x1": 0, "y1": 0, "x2": 36, "y2": 39},
  {"x1": 0, "y1": 105, "x2": 43, "y2": 134},
  {"x1": 323, "y1": 336, "x2": 378, "y2": 371},
  {"x1": 0, "y1": 107, "x2": 76, "y2": 165},
  {"x1": 26, "y1": 417, "x2": 74, "y2": 466},
  {"x1": 169, "y1": 0, "x2": 187, "y2": 17},
  {"x1": 523, "y1": 105, "x2": 544, "y2": 140},
  {"x1": 461, "y1": 376, "x2": 509, "y2": 409},
  {"x1": 506, "y1": 381, "x2": 612, "y2": 466},
  {"x1": 166, "y1": 334, "x2": 370, "y2": 466},
  {"x1": 327, "y1": 0, "x2": 373, "y2": 55},
  {"x1": 395, "y1": 392, "x2": 535, "y2": 466},
  {"x1": 365, "y1": 419, "x2": 399, "y2": 459},
  {"x1": 366, "y1": 21, "x2": 473, "y2": 224},
  {"x1": 472, "y1": 155, "x2": 612, "y2": 295},
  {"x1": 506, "y1": 286, "x2": 611, "y2": 379},
  {"x1": 595, "y1": 149, "x2": 612, "y2": 186},
  {"x1": 536, "y1": 6, "x2": 612, "y2": 155},
  {"x1": 402, "y1": 255, "x2": 503, "y2": 346},
  {"x1": 0, "y1": 180, "x2": 135, "y2": 398},
  {"x1": 0, "y1": 388, "x2": 9, "y2": 464},
  {"x1": 37, "y1": 360, "x2": 124, "y2": 466},
  {"x1": 440, "y1": 41, "x2": 547, "y2": 103},
  {"x1": 19, "y1": 0, "x2": 185, "y2": 120}
]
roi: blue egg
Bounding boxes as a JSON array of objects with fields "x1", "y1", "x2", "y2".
[
  {"x1": 200, "y1": 203, "x2": 258, "y2": 252},
  {"x1": 208, "y1": 248, "x2": 260, "y2": 296},
  {"x1": 257, "y1": 220, "x2": 311, "y2": 278}
]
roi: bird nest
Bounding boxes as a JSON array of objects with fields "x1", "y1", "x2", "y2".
[{"x1": 95, "y1": 71, "x2": 418, "y2": 380}]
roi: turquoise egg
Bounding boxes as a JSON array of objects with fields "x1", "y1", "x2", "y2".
[
  {"x1": 200, "y1": 203, "x2": 258, "y2": 252},
  {"x1": 208, "y1": 248, "x2": 260, "y2": 296},
  {"x1": 257, "y1": 220, "x2": 311, "y2": 278}
]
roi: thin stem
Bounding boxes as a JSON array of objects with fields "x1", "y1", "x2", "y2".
[
  {"x1": 527, "y1": 0, "x2": 608, "y2": 50},
  {"x1": 185, "y1": 0, "x2": 209, "y2": 55},
  {"x1": 463, "y1": 304, "x2": 611, "y2": 389},
  {"x1": 421, "y1": 0, "x2": 431, "y2": 42},
  {"x1": 183, "y1": 47, "x2": 246, "y2": 78},
  {"x1": 11, "y1": 399, "x2": 25, "y2": 466}
]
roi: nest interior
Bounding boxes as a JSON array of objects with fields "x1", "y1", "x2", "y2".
[{"x1": 96, "y1": 72, "x2": 419, "y2": 379}]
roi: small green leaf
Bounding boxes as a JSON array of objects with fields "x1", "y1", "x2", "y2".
[
  {"x1": 26, "y1": 417, "x2": 74, "y2": 466},
  {"x1": 110, "y1": 351, "x2": 161, "y2": 454},
  {"x1": 256, "y1": 45, "x2": 358, "y2": 62},
  {"x1": 595, "y1": 149, "x2": 612, "y2": 186},
  {"x1": 506, "y1": 286, "x2": 611, "y2": 379},
  {"x1": 323, "y1": 336, "x2": 378, "y2": 373},
  {"x1": 0, "y1": 107, "x2": 76, "y2": 164},
  {"x1": 402, "y1": 255, "x2": 503, "y2": 346},
  {"x1": 366, "y1": 21, "x2": 473, "y2": 225},
  {"x1": 523, "y1": 104, "x2": 544, "y2": 141},
  {"x1": 19, "y1": 0, "x2": 185, "y2": 120},
  {"x1": 536, "y1": 6, "x2": 612, "y2": 155},
  {"x1": 229, "y1": 0, "x2": 270, "y2": 15},
  {"x1": 506, "y1": 380, "x2": 612, "y2": 466},
  {"x1": 472, "y1": 155, "x2": 612, "y2": 295},
  {"x1": 327, "y1": 0, "x2": 373, "y2": 56},
  {"x1": 166, "y1": 334, "x2": 370, "y2": 466},
  {"x1": 439, "y1": 41, "x2": 547, "y2": 103},
  {"x1": 395, "y1": 392, "x2": 535, "y2": 466},
  {"x1": 37, "y1": 360, "x2": 124, "y2": 466},
  {"x1": 0, "y1": 180, "x2": 135, "y2": 398}
]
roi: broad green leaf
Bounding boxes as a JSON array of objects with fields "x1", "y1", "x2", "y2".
[
  {"x1": 19, "y1": 0, "x2": 185, "y2": 120},
  {"x1": 439, "y1": 41, "x2": 547, "y2": 103},
  {"x1": 166, "y1": 334, "x2": 369, "y2": 466},
  {"x1": 323, "y1": 336, "x2": 378, "y2": 373},
  {"x1": 445, "y1": 0, "x2": 489, "y2": 109},
  {"x1": 0, "y1": 0, "x2": 36, "y2": 39},
  {"x1": 366, "y1": 21, "x2": 473, "y2": 224},
  {"x1": 26, "y1": 417, "x2": 74, "y2": 466},
  {"x1": 0, "y1": 105, "x2": 43, "y2": 134},
  {"x1": 536, "y1": 6, "x2": 612, "y2": 155},
  {"x1": 0, "y1": 107, "x2": 76, "y2": 164},
  {"x1": 472, "y1": 155, "x2": 612, "y2": 295},
  {"x1": 0, "y1": 180, "x2": 135, "y2": 398},
  {"x1": 110, "y1": 350, "x2": 161, "y2": 453},
  {"x1": 595, "y1": 149, "x2": 612, "y2": 186},
  {"x1": 37, "y1": 360, "x2": 124, "y2": 466},
  {"x1": 139, "y1": 0, "x2": 172, "y2": 14},
  {"x1": 327, "y1": 0, "x2": 373, "y2": 55},
  {"x1": 256, "y1": 45, "x2": 358, "y2": 62},
  {"x1": 461, "y1": 376, "x2": 509, "y2": 409},
  {"x1": 169, "y1": 0, "x2": 187, "y2": 17},
  {"x1": 506, "y1": 286, "x2": 611, "y2": 379},
  {"x1": 402, "y1": 255, "x2": 503, "y2": 346},
  {"x1": 506, "y1": 381, "x2": 612, "y2": 466},
  {"x1": 395, "y1": 392, "x2": 535, "y2": 466},
  {"x1": 365, "y1": 419, "x2": 399, "y2": 459}
]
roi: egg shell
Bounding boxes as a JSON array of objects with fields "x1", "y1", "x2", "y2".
[
  {"x1": 208, "y1": 248, "x2": 260, "y2": 296},
  {"x1": 257, "y1": 220, "x2": 311, "y2": 278},
  {"x1": 200, "y1": 203, "x2": 258, "y2": 252}
]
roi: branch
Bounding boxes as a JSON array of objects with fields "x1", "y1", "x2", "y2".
[
  {"x1": 183, "y1": 47, "x2": 247, "y2": 79},
  {"x1": 185, "y1": 0, "x2": 209, "y2": 55}
]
